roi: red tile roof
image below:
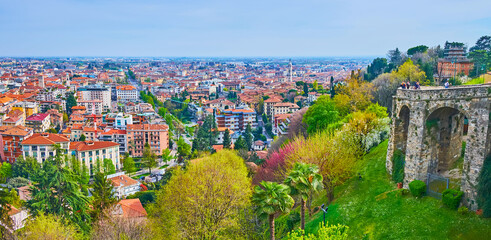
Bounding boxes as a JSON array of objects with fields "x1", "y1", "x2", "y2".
[
  {"x1": 22, "y1": 133, "x2": 69, "y2": 145},
  {"x1": 25, "y1": 113, "x2": 49, "y2": 122},
  {"x1": 115, "y1": 199, "x2": 147, "y2": 218}
]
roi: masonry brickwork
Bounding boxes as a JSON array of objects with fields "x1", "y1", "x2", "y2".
[{"x1": 386, "y1": 84, "x2": 491, "y2": 210}]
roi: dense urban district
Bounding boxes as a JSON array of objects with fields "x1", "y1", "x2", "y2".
[{"x1": 0, "y1": 36, "x2": 490, "y2": 239}]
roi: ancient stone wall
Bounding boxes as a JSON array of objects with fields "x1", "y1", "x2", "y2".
[{"x1": 386, "y1": 84, "x2": 491, "y2": 210}]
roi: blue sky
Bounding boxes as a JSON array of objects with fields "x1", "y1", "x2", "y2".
[{"x1": 0, "y1": 0, "x2": 490, "y2": 57}]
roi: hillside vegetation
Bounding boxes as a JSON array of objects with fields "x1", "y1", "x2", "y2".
[{"x1": 303, "y1": 141, "x2": 491, "y2": 239}]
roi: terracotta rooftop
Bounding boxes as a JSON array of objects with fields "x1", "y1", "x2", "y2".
[
  {"x1": 22, "y1": 133, "x2": 69, "y2": 145},
  {"x1": 115, "y1": 199, "x2": 147, "y2": 218},
  {"x1": 26, "y1": 113, "x2": 49, "y2": 122},
  {"x1": 109, "y1": 174, "x2": 139, "y2": 188}
]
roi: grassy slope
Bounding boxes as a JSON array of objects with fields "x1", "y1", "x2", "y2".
[{"x1": 304, "y1": 140, "x2": 491, "y2": 240}]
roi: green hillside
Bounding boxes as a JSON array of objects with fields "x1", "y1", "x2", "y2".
[{"x1": 303, "y1": 141, "x2": 491, "y2": 239}]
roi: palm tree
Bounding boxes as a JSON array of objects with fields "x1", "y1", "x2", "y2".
[
  {"x1": 284, "y1": 162, "x2": 323, "y2": 230},
  {"x1": 252, "y1": 181, "x2": 294, "y2": 240}
]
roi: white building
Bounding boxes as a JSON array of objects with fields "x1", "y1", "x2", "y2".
[
  {"x1": 77, "y1": 100, "x2": 103, "y2": 115},
  {"x1": 69, "y1": 141, "x2": 120, "y2": 176},
  {"x1": 107, "y1": 172, "x2": 141, "y2": 199},
  {"x1": 77, "y1": 85, "x2": 112, "y2": 112},
  {"x1": 21, "y1": 133, "x2": 70, "y2": 163},
  {"x1": 116, "y1": 85, "x2": 139, "y2": 102}
]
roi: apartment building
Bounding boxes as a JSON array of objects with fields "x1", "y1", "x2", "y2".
[
  {"x1": 116, "y1": 85, "x2": 138, "y2": 102},
  {"x1": 105, "y1": 113, "x2": 133, "y2": 129},
  {"x1": 272, "y1": 102, "x2": 299, "y2": 116},
  {"x1": 70, "y1": 141, "x2": 120, "y2": 176},
  {"x1": 77, "y1": 100, "x2": 103, "y2": 115},
  {"x1": 25, "y1": 113, "x2": 51, "y2": 133},
  {"x1": 264, "y1": 97, "x2": 282, "y2": 117},
  {"x1": 21, "y1": 133, "x2": 70, "y2": 163},
  {"x1": 126, "y1": 124, "x2": 169, "y2": 157},
  {"x1": 215, "y1": 107, "x2": 257, "y2": 132},
  {"x1": 99, "y1": 129, "x2": 128, "y2": 155},
  {"x1": 0, "y1": 126, "x2": 33, "y2": 163},
  {"x1": 77, "y1": 85, "x2": 112, "y2": 112}
]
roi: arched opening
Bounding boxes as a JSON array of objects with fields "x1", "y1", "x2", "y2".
[
  {"x1": 424, "y1": 107, "x2": 467, "y2": 179},
  {"x1": 394, "y1": 106, "x2": 410, "y2": 154},
  {"x1": 392, "y1": 106, "x2": 410, "y2": 183}
]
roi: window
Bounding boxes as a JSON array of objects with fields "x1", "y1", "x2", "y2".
[
  {"x1": 82, "y1": 152, "x2": 85, "y2": 157},
  {"x1": 32, "y1": 146, "x2": 37, "y2": 151}
]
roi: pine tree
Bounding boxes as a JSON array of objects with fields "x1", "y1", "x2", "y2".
[
  {"x1": 223, "y1": 129, "x2": 231, "y2": 149},
  {"x1": 244, "y1": 124, "x2": 253, "y2": 150},
  {"x1": 90, "y1": 172, "x2": 117, "y2": 221}
]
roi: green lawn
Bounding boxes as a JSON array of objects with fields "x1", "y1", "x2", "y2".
[
  {"x1": 132, "y1": 173, "x2": 150, "y2": 180},
  {"x1": 159, "y1": 164, "x2": 169, "y2": 169},
  {"x1": 302, "y1": 140, "x2": 491, "y2": 239}
]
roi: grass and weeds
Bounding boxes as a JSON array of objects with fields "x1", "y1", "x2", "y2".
[
  {"x1": 132, "y1": 173, "x2": 150, "y2": 180},
  {"x1": 301, "y1": 140, "x2": 491, "y2": 239}
]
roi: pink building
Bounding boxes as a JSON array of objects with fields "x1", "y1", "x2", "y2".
[{"x1": 126, "y1": 124, "x2": 169, "y2": 157}]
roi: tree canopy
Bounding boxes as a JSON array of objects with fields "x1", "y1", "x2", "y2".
[{"x1": 151, "y1": 150, "x2": 252, "y2": 239}]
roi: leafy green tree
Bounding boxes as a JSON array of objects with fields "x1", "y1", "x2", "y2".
[
  {"x1": 142, "y1": 143, "x2": 158, "y2": 174},
  {"x1": 303, "y1": 95, "x2": 339, "y2": 134},
  {"x1": 90, "y1": 172, "x2": 117, "y2": 221},
  {"x1": 223, "y1": 129, "x2": 231, "y2": 149},
  {"x1": 303, "y1": 82, "x2": 309, "y2": 96},
  {"x1": 79, "y1": 134, "x2": 86, "y2": 141},
  {"x1": 387, "y1": 47, "x2": 403, "y2": 67},
  {"x1": 245, "y1": 124, "x2": 253, "y2": 150},
  {"x1": 365, "y1": 57, "x2": 388, "y2": 81},
  {"x1": 177, "y1": 138, "x2": 191, "y2": 162},
  {"x1": 256, "y1": 98, "x2": 265, "y2": 115},
  {"x1": 103, "y1": 158, "x2": 116, "y2": 175},
  {"x1": 191, "y1": 115, "x2": 217, "y2": 153},
  {"x1": 161, "y1": 148, "x2": 174, "y2": 164},
  {"x1": 252, "y1": 181, "x2": 295, "y2": 240},
  {"x1": 158, "y1": 107, "x2": 167, "y2": 117},
  {"x1": 151, "y1": 150, "x2": 252, "y2": 239},
  {"x1": 18, "y1": 212, "x2": 82, "y2": 240},
  {"x1": 66, "y1": 92, "x2": 77, "y2": 115},
  {"x1": 0, "y1": 162, "x2": 12, "y2": 183},
  {"x1": 0, "y1": 188, "x2": 12, "y2": 237},
  {"x1": 477, "y1": 154, "x2": 491, "y2": 217},
  {"x1": 234, "y1": 136, "x2": 247, "y2": 150},
  {"x1": 27, "y1": 155, "x2": 91, "y2": 233},
  {"x1": 284, "y1": 163, "x2": 323, "y2": 230},
  {"x1": 470, "y1": 35, "x2": 491, "y2": 52},
  {"x1": 407, "y1": 45, "x2": 429, "y2": 56},
  {"x1": 123, "y1": 156, "x2": 137, "y2": 174}
]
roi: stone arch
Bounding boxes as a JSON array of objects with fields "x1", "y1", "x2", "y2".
[{"x1": 422, "y1": 106, "x2": 468, "y2": 176}]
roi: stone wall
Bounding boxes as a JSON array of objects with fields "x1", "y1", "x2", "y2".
[{"x1": 386, "y1": 84, "x2": 491, "y2": 210}]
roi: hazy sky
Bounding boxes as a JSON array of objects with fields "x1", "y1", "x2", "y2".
[{"x1": 0, "y1": 0, "x2": 490, "y2": 57}]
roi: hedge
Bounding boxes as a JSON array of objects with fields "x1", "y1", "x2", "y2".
[
  {"x1": 442, "y1": 189, "x2": 464, "y2": 210},
  {"x1": 409, "y1": 180, "x2": 426, "y2": 197}
]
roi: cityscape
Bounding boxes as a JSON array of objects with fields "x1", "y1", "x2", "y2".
[{"x1": 0, "y1": 1, "x2": 490, "y2": 240}]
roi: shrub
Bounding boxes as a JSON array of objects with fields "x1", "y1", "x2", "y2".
[
  {"x1": 442, "y1": 189, "x2": 464, "y2": 210},
  {"x1": 409, "y1": 180, "x2": 426, "y2": 197},
  {"x1": 477, "y1": 154, "x2": 491, "y2": 217},
  {"x1": 458, "y1": 206, "x2": 469, "y2": 215},
  {"x1": 391, "y1": 150, "x2": 405, "y2": 183}
]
